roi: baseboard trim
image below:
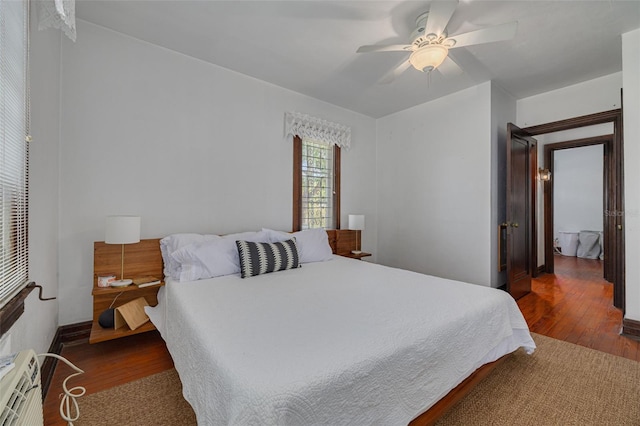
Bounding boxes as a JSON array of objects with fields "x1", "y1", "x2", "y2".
[
  {"x1": 41, "y1": 321, "x2": 92, "y2": 398},
  {"x1": 622, "y1": 317, "x2": 640, "y2": 340},
  {"x1": 536, "y1": 265, "x2": 546, "y2": 276}
]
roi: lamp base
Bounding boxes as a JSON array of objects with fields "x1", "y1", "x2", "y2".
[
  {"x1": 110, "y1": 279, "x2": 132, "y2": 287},
  {"x1": 351, "y1": 250, "x2": 362, "y2": 254}
]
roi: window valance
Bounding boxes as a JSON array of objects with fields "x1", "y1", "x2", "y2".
[
  {"x1": 38, "y1": 0, "x2": 76, "y2": 42},
  {"x1": 284, "y1": 112, "x2": 351, "y2": 150}
]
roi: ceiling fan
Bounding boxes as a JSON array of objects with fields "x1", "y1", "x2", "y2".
[{"x1": 356, "y1": 0, "x2": 518, "y2": 82}]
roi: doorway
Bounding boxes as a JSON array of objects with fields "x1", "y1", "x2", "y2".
[
  {"x1": 523, "y1": 109, "x2": 624, "y2": 310},
  {"x1": 545, "y1": 136, "x2": 610, "y2": 284}
]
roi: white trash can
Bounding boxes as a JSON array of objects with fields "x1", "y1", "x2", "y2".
[
  {"x1": 599, "y1": 231, "x2": 604, "y2": 260},
  {"x1": 558, "y1": 231, "x2": 579, "y2": 257},
  {"x1": 577, "y1": 230, "x2": 601, "y2": 259}
]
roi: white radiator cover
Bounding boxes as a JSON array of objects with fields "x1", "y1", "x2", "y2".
[{"x1": 0, "y1": 349, "x2": 43, "y2": 426}]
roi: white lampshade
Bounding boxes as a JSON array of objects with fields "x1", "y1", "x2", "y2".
[
  {"x1": 348, "y1": 214, "x2": 365, "y2": 231},
  {"x1": 409, "y1": 44, "x2": 449, "y2": 72},
  {"x1": 105, "y1": 216, "x2": 141, "y2": 244}
]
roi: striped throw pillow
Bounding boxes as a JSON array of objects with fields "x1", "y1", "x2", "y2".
[{"x1": 236, "y1": 238, "x2": 300, "y2": 278}]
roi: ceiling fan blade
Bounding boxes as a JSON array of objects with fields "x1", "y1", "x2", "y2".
[
  {"x1": 424, "y1": 1, "x2": 458, "y2": 37},
  {"x1": 379, "y1": 59, "x2": 411, "y2": 84},
  {"x1": 437, "y1": 56, "x2": 463, "y2": 76},
  {"x1": 448, "y1": 21, "x2": 518, "y2": 49},
  {"x1": 357, "y1": 44, "x2": 411, "y2": 53}
]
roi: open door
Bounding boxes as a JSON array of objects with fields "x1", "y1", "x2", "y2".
[{"x1": 506, "y1": 123, "x2": 537, "y2": 299}]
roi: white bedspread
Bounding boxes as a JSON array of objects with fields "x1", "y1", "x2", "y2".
[{"x1": 146, "y1": 256, "x2": 535, "y2": 425}]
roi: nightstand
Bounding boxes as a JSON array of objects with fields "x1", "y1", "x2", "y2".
[
  {"x1": 90, "y1": 238, "x2": 164, "y2": 344},
  {"x1": 341, "y1": 251, "x2": 372, "y2": 260},
  {"x1": 89, "y1": 282, "x2": 164, "y2": 344}
]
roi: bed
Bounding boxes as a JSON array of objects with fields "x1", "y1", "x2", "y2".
[{"x1": 144, "y1": 229, "x2": 535, "y2": 425}]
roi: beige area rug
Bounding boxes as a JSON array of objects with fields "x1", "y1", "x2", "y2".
[
  {"x1": 75, "y1": 368, "x2": 196, "y2": 426},
  {"x1": 75, "y1": 333, "x2": 640, "y2": 425},
  {"x1": 436, "y1": 333, "x2": 640, "y2": 425}
]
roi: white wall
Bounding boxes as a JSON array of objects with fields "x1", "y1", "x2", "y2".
[
  {"x1": 56, "y1": 20, "x2": 377, "y2": 325},
  {"x1": 7, "y1": 12, "x2": 62, "y2": 354},
  {"x1": 516, "y1": 73, "x2": 622, "y2": 127},
  {"x1": 623, "y1": 29, "x2": 640, "y2": 321},
  {"x1": 553, "y1": 145, "x2": 603, "y2": 239},
  {"x1": 553, "y1": 145, "x2": 604, "y2": 259},
  {"x1": 517, "y1": 73, "x2": 622, "y2": 266},
  {"x1": 376, "y1": 82, "x2": 493, "y2": 286}
]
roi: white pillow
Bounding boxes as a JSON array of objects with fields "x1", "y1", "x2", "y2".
[
  {"x1": 262, "y1": 228, "x2": 292, "y2": 244},
  {"x1": 160, "y1": 233, "x2": 220, "y2": 278},
  {"x1": 171, "y1": 230, "x2": 270, "y2": 282},
  {"x1": 171, "y1": 238, "x2": 238, "y2": 281},
  {"x1": 262, "y1": 228, "x2": 333, "y2": 264},
  {"x1": 223, "y1": 231, "x2": 268, "y2": 242}
]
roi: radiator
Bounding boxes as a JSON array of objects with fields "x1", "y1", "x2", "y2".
[{"x1": 0, "y1": 349, "x2": 43, "y2": 426}]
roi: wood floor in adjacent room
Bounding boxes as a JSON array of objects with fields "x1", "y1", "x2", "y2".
[{"x1": 43, "y1": 255, "x2": 640, "y2": 425}]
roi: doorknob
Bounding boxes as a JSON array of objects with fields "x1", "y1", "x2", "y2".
[{"x1": 512, "y1": 223, "x2": 519, "y2": 228}]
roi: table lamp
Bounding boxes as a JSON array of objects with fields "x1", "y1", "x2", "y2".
[
  {"x1": 105, "y1": 215, "x2": 141, "y2": 286},
  {"x1": 348, "y1": 214, "x2": 365, "y2": 254}
]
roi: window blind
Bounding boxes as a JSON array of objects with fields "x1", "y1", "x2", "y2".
[{"x1": 0, "y1": 0, "x2": 30, "y2": 308}]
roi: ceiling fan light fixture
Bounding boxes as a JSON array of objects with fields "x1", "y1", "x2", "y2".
[
  {"x1": 409, "y1": 44, "x2": 448, "y2": 72},
  {"x1": 356, "y1": 4, "x2": 518, "y2": 83}
]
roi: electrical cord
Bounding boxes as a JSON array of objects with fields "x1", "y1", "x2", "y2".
[
  {"x1": 26, "y1": 282, "x2": 57, "y2": 301},
  {"x1": 109, "y1": 291, "x2": 124, "y2": 309},
  {"x1": 37, "y1": 353, "x2": 85, "y2": 426}
]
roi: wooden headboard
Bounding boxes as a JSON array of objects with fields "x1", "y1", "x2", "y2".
[
  {"x1": 325, "y1": 229, "x2": 359, "y2": 256},
  {"x1": 94, "y1": 230, "x2": 360, "y2": 282},
  {"x1": 94, "y1": 238, "x2": 163, "y2": 284}
]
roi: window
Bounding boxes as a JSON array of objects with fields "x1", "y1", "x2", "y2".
[
  {"x1": 0, "y1": 0, "x2": 30, "y2": 308},
  {"x1": 286, "y1": 112, "x2": 349, "y2": 232},
  {"x1": 293, "y1": 136, "x2": 341, "y2": 231}
]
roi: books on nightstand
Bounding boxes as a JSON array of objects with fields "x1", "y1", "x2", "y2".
[{"x1": 132, "y1": 276, "x2": 161, "y2": 288}]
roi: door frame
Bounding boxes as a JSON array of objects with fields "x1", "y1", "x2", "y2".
[
  {"x1": 543, "y1": 135, "x2": 613, "y2": 281},
  {"x1": 523, "y1": 109, "x2": 624, "y2": 310}
]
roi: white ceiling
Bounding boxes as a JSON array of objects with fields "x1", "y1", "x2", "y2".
[{"x1": 75, "y1": 1, "x2": 640, "y2": 118}]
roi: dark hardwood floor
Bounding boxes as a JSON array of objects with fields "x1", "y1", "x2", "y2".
[
  {"x1": 43, "y1": 254, "x2": 640, "y2": 424},
  {"x1": 518, "y1": 254, "x2": 640, "y2": 362},
  {"x1": 43, "y1": 331, "x2": 174, "y2": 426}
]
